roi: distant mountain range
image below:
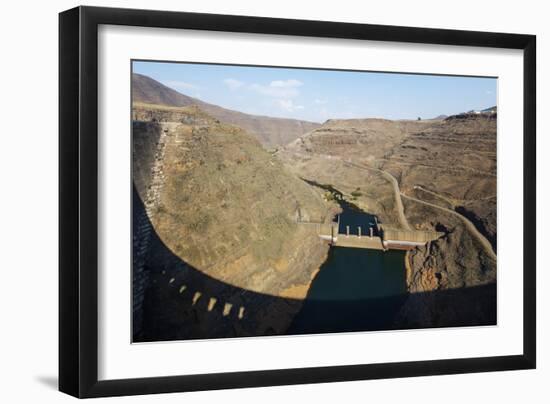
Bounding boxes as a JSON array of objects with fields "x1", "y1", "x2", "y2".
[
  {"x1": 132, "y1": 73, "x2": 320, "y2": 148},
  {"x1": 133, "y1": 73, "x2": 497, "y2": 146}
]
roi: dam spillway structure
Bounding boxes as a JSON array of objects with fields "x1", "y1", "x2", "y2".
[{"x1": 313, "y1": 216, "x2": 443, "y2": 251}]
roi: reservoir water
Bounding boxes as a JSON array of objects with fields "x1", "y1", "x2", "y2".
[
  {"x1": 289, "y1": 197, "x2": 408, "y2": 334},
  {"x1": 337, "y1": 198, "x2": 380, "y2": 237}
]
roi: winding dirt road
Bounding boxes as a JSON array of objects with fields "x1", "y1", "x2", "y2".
[
  {"x1": 400, "y1": 193, "x2": 497, "y2": 261},
  {"x1": 311, "y1": 157, "x2": 496, "y2": 261},
  {"x1": 344, "y1": 161, "x2": 496, "y2": 261},
  {"x1": 412, "y1": 185, "x2": 456, "y2": 208},
  {"x1": 343, "y1": 161, "x2": 412, "y2": 231}
]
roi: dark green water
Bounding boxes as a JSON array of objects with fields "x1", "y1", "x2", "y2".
[
  {"x1": 337, "y1": 198, "x2": 379, "y2": 237},
  {"x1": 289, "y1": 198, "x2": 407, "y2": 334}
]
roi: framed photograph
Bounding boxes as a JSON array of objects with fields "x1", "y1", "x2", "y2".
[{"x1": 59, "y1": 6, "x2": 536, "y2": 398}]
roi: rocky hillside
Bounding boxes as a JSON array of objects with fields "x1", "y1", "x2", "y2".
[
  {"x1": 279, "y1": 118, "x2": 437, "y2": 228},
  {"x1": 132, "y1": 73, "x2": 320, "y2": 148},
  {"x1": 282, "y1": 112, "x2": 497, "y2": 246},
  {"x1": 380, "y1": 112, "x2": 497, "y2": 248},
  {"x1": 133, "y1": 102, "x2": 331, "y2": 340},
  {"x1": 284, "y1": 118, "x2": 433, "y2": 163}
]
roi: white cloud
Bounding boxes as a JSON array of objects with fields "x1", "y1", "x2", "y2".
[
  {"x1": 163, "y1": 80, "x2": 199, "y2": 91},
  {"x1": 250, "y1": 79, "x2": 303, "y2": 99},
  {"x1": 276, "y1": 99, "x2": 304, "y2": 112},
  {"x1": 314, "y1": 98, "x2": 328, "y2": 105},
  {"x1": 270, "y1": 79, "x2": 303, "y2": 88},
  {"x1": 243, "y1": 79, "x2": 306, "y2": 115},
  {"x1": 223, "y1": 78, "x2": 245, "y2": 90}
]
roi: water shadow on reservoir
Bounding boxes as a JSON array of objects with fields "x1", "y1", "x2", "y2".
[
  {"x1": 288, "y1": 247, "x2": 408, "y2": 334},
  {"x1": 290, "y1": 180, "x2": 404, "y2": 333}
]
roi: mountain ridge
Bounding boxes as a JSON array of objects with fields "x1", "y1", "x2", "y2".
[{"x1": 132, "y1": 73, "x2": 320, "y2": 148}]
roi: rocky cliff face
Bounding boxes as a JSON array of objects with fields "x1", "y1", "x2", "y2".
[
  {"x1": 133, "y1": 102, "x2": 330, "y2": 341},
  {"x1": 133, "y1": 73, "x2": 320, "y2": 148},
  {"x1": 407, "y1": 227, "x2": 496, "y2": 293},
  {"x1": 395, "y1": 189, "x2": 497, "y2": 328},
  {"x1": 396, "y1": 227, "x2": 496, "y2": 328}
]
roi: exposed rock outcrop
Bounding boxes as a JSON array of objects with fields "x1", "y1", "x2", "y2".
[{"x1": 395, "y1": 198, "x2": 497, "y2": 328}]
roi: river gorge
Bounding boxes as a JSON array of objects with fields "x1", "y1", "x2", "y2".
[{"x1": 290, "y1": 197, "x2": 408, "y2": 334}]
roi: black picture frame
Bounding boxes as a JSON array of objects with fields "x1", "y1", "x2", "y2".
[{"x1": 59, "y1": 5, "x2": 536, "y2": 398}]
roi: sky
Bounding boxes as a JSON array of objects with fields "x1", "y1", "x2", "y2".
[{"x1": 133, "y1": 60, "x2": 497, "y2": 123}]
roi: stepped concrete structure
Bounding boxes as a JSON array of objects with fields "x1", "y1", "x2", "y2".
[
  {"x1": 379, "y1": 225, "x2": 444, "y2": 250},
  {"x1": 132, "y1": 123, "x2": 170, "y2": 338},
  {"x1": 307, "y1": 215, "x2": 442, "y2": 251}
]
